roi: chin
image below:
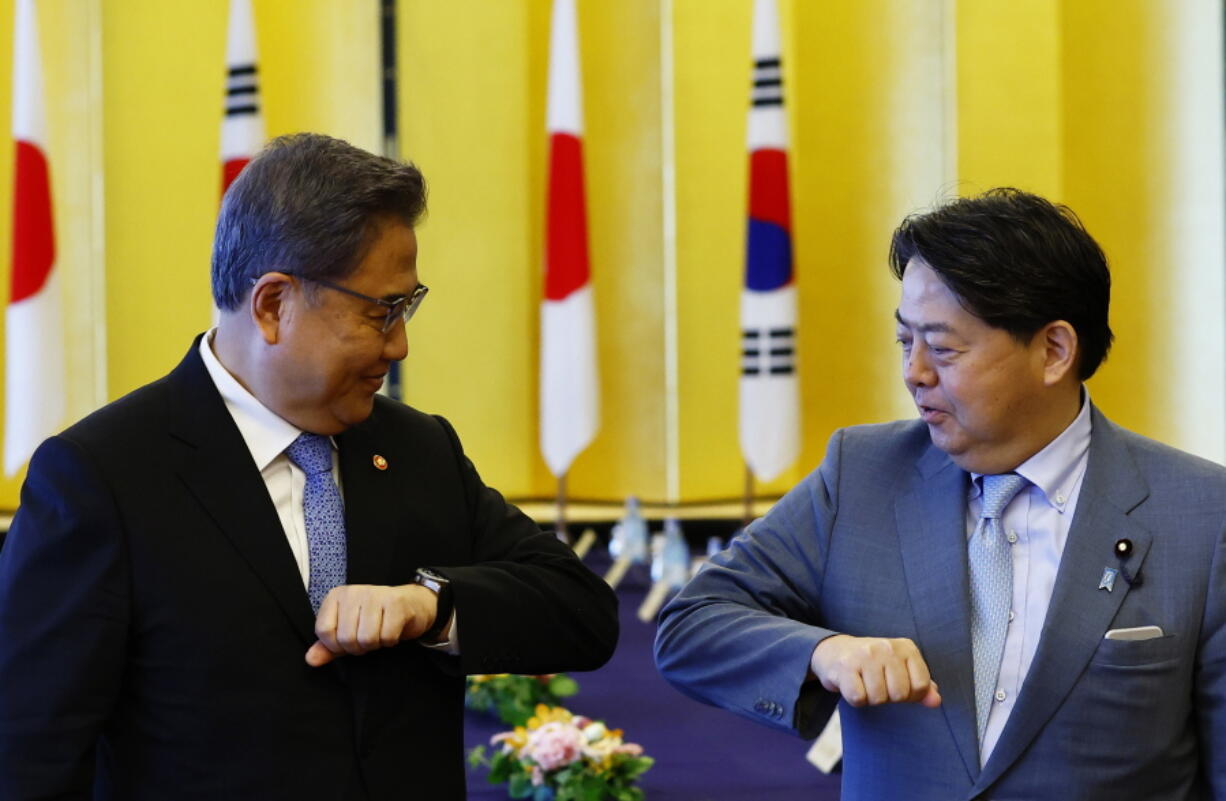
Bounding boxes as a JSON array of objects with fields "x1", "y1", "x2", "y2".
[
  {"x1": 928, "y1": 428, "x2": 969, "y2": 463},
  {"x1": 339, "y1": 396, "x2": 378, "y2": 427}
]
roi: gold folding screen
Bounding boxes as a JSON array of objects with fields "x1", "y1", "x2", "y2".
[{"x1": 0, "y1": 0, "x2": 1222, "y2": 512}]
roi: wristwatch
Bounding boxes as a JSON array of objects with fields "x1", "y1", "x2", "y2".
[{"x1": 413, "y1": 568, "x2": 454, "y2": 643}]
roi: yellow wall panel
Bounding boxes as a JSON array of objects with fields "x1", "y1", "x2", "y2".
[
  {"x1": 397, "y1": 1, "x2": 543, "y2": 497},
  {"x1": 102, "y1": 3, "x2": 222, "y2": 400},
  {"x1": 1064, "y1": 0, "x2": 1225, "y2": 460},
  {"x1": 567, "y1": 0, "x2": 667, "y2": 501},
  {"x1": 956, "y1": 0, "x2": 1062, "y2": 196},
  {"x1": 3, "y1": 0, "x2": 1223, "y2": 514},
  {"x1": 673, "y1": 0, "x2": 751, "y2": 502}
]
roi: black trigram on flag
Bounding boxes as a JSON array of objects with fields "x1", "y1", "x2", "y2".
[
  {"x1": 225, "y1": 64, "x2": 259, "y2": 118},
  {"x1": 742, "y1": 327, "x2": 795, "y2": 376},
  {"x1": 751, "y1": 56, "x2": 782, "y2": 108}
]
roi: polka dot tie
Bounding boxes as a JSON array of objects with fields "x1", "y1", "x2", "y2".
[
  {"x1": 285, "y1": 433, "x2": 348, "y2": 613},
  {"x1": 969, "y1": 472, "x2": 1027, "y2": 744}
]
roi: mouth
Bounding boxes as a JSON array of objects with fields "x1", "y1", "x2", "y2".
[
  {"x1": 916, "y1": 403, "x2": 948, "y2": 424},
  {"x1": 362, "y1": 374, "x2": 387, "y2": 391}
]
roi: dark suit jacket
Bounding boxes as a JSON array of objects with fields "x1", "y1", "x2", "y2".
[
  {"x1": 0, "y1": 340, "x2": 618, "y2": 800},
  {"x1": 656, "y1": 408, "x2": 1226, "y2": 801}
]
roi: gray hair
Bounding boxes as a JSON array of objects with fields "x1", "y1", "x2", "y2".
[{"x1": 211, "y1": 132, "x2": 427, "y2": 311}]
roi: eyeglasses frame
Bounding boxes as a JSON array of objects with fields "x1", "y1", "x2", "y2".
[{"x1": 254, "y1": 273, "x2": 429, "y2": 333}]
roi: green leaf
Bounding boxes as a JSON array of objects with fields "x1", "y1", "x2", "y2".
[
  {"x1": 467, "y1": 745, "x2": 488, "y2": 771},
  {"x1": 508, "y1": 772, "x2": 533, "y2": 799},
  {"x1": 567, "y1": 773, "x2": 602, "y2": 801},
  {"x1": 621, "y1": 757, "x2": 654, "y2": 780},
  {"x1": 498, "y1": 696, "x2": 533, "y2": 727},
  {"x1": 548, "y1": 675, "x2": 580, "y2": 697},
  {"x1": 488, "y1": 751, "x2": 513, "y2": 783}
]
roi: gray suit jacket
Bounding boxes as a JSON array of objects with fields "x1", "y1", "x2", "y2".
[{"x1": 656, "y1": 407, "x2": 1226, "y2": 800}]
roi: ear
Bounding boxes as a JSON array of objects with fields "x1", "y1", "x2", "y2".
[
  {"x1": 249, "y1": 273, "x2": 294, "y2": 345},
  {"x1": 1037, "y1": 320, "x2": 1078, "y2": 386}
]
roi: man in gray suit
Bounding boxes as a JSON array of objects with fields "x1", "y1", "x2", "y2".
[{"x1": 655, "y1": 188, "x2": 1226, "y2": 800}]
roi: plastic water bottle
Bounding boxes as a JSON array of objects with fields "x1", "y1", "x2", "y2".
[
  {"x1": 661, "y1": 518, "x2": 690, "y2": 588},
  {"x1": 609, "y1": 496, "x2": 648, "y2": 564}
]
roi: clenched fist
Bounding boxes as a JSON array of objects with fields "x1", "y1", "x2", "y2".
[
  {"x1": 809, "y1": 634, "x2": 942, "y2": 708},
  {"x1": 305, "y1": 583, "x2": 443, "y2": 667}
]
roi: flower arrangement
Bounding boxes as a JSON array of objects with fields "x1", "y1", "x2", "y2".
[
  {"x1": 466, "y1": 673, "x2": 581, "y2": 727},
  {"x1": 469, "y1": 704, "x2": 654, "y2": 801}
]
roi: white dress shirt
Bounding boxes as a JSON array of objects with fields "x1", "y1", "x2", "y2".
[
  {"x1": 969, "y1": 390, "x2": 1092, "y2": 765},
  {"x1": 198, "y1": 330, "x2": 458, "y2": 651},
  {"x1": 200, "y1": 331, "x2": 323, "y2": 586}
]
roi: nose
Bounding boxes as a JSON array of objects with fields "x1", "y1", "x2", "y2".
[
  {"x1": 902, "y1": 343, "x2": 934, "y2": 389},
  {"x1": 383, "y1": 321, "x2": 409, "y2": 362}
]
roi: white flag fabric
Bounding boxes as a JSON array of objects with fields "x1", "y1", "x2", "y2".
[
  {"x1": 4, "y1": 0, "x2": 64, "y2": 476},
  {"x1": 540, "y1": 0, "x2": 599, "y2": 478},
  {"x1": 739, "y1": 0, "x2": 799, "y2": 483},
  {"x1": 220, "y1": 0, "x2": 264, "y2": 195}
]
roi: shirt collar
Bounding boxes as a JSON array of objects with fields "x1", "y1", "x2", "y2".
[
  {"x1": 972, "y1": 388, "x2": 1093, "y2": 513},
  {"x1": 199, "y1": 329, "x2": 316, "y2": 471}
]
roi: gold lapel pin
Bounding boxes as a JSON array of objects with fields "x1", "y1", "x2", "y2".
[{"x1": 373, "y1": 454, "x2": 388, "y2": 471}]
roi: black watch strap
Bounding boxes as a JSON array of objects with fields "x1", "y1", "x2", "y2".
[{"x1": 415, "y1": 568, "x2": 454, "y2": 642}]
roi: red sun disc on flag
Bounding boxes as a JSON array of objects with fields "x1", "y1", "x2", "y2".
[
  {"x1": 544, "y1": 132, "x2": 591, "y2": 301},
  {"x1": 10, "y1": 139, "x2": 55, "y2": 303}
]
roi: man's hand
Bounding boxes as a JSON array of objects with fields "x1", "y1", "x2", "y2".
[
  {"x1": 305, "y1": 584, "x2": 442, "y2": 667},
  {"x1": 809, "y1": 634, "x2": 942, "y2": 708}
]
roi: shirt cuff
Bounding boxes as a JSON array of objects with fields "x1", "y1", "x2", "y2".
[{"x1": 418, "y1": 611, "x2": 460, "y2": 655}]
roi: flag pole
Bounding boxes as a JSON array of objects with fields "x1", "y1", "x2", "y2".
[
  {"x1": 742, "y1": 465, "x2": 754, "y2": 528},
  {"x1": 380, "y1": 0, "x2": 404, "y2": 402},
  {"x1": 556, "y1": 472, "x2": 570, "y2": 542}
]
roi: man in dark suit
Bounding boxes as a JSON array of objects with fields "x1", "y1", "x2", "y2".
[
  {"x1": 656, "y1": 188, "x2": 1226, "y2": 799},
  {"x1": 0, "y1": 132, "x2": 618, "y2": 800}
]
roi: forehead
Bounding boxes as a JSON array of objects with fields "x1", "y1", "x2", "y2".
[
  {"x1": 348, "y1": 222, "x2": 419, "y2": 291},
  {"x1": 897, "y1": 258, "x2": 981, "y2": 331}
]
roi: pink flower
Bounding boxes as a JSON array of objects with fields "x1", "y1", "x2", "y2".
[
  {"x1": 615, "y1": 743, "x2": 644, "y2": 756},
  {"x1": 526, "y1": 721, "x2": 585, "y2": 771}
]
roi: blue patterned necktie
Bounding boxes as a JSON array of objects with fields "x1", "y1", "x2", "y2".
[
  {"x1": 969, "y1": 472, "x2": 1027, "y2": 744},
  {"x1": 285, "y1": 433, "x2": 347, "y2": 613}
]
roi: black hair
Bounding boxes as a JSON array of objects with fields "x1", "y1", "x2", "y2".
[
  {"x1": 212, "y1": 132, "x2": 427, "y2": 311},
  {"x1": 889, "y1": 187, "x2": 1113, "y2": 379}
]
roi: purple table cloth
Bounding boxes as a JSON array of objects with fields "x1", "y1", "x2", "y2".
[{"x1": 464, "y1": 560, "x2": 841, "y2": 801}]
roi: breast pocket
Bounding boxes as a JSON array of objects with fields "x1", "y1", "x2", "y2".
[{"x1": 1089, "y1": 633, "x2": 1179, "y2": 669}]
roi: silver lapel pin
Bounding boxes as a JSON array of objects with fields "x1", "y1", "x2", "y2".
[{"x1": 1098, "y1": 567, "x2": 1118, "y2": 593}]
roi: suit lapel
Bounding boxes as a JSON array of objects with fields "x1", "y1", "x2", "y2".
[
  {"x1": 336, "y1": 413, "x2": 402, "y2": 587},
  {"x1": 972, "y1": 409, "x2": 1152, "y2": 794},
  {"x1": 895, "y1": 444, "x2": 980, "y2": 783},
  {"x1": 167, "y1": 338, "x2": 317, "y2": 645}
]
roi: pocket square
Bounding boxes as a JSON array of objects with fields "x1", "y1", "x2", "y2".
[{"x1": 1104, "y1": 625, "x2": 1165, "y2": 641}]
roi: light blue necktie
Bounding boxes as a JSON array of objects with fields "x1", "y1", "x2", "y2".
[
  {"x1": 969, "y1": 472, "x2": 1027, "y2": 744},
  {"x1": 285, "y1": 433, "x2": 347, "y2": 613}
]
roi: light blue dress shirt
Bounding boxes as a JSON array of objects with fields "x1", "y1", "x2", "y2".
[{"x1": 969, "y1": 391, "x2": 1092, "y2": 765}]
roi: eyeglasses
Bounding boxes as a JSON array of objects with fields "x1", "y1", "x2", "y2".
[{"x1": 283, "y1": 275, "x2": 429, "y2": 333}]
